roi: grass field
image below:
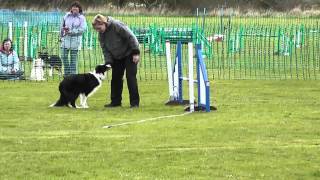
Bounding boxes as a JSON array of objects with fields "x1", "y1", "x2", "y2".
[{"x1": 0, "y1": 80, "x2": 320, "y2": 179}]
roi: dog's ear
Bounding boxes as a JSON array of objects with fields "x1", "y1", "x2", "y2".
[
  {"x1": 95, "y1": 64, "x2": 104, "y2": 73},
  {"x1": 95, "y1": 64, "x2": 111, "y2": 73}
]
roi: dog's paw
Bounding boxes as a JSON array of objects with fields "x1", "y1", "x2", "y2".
[
  {"x1": 75, "y1": 105, "x2": 83, "y2": 109},
  {"x1": 68, "y1": 104, "x2": 75, "y2": 108}
]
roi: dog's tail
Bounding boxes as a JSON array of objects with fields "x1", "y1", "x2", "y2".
[{"x1": 49, "y1": 95, "x2": 67, "y2": 107}]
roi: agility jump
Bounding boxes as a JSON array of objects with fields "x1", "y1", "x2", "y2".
[{"x1": 165, "y1": 40, "x2": 216, "y2": 112}]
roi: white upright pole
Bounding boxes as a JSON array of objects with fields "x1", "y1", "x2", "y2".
[
  {"x1": 166, "y1": 40, "x2": 174, "y2": 100},
  {"x1": 24, "y1": 21, "x2": 28, "y2": 59},
  {"x1": 296, "y1": 31, "x2": 301, "y2": 48},
  {"x1": 38, "y1": 28, "x2": 42, "y2": 47},
  {"x1": 8, "y1": 22, "x2": 13, "y2": 40},
  {"x1": 188, "y1": 42, "x2": 195, "y2": 112}
]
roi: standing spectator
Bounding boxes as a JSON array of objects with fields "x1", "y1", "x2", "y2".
[
  {"x1": 92, "y1": 14, "x2": 140, "y2": 108},
  {"x1": 0, "y1": 38, "x2": 24, "y2": 80},
  {"x1": 60, "y1": 1, "x2": 87, "y2": 75}
]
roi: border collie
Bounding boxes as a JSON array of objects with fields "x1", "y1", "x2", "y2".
[
  {"x1": 38, "y1": 52, "x2": 62, "y2": 77},
  {"x1": 50, "y1": 64, "x2": 111, "y2": 108}
]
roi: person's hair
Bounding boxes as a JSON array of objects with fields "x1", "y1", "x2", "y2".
[
  {"x1": 92, "y1": 14, "x2": 108, "y2": 26},
  {"x1": 2, "y1": 38, "x2": 13, "y2": 51},
  {"x1": 70, "y1": 1, "x2": 83, "y2": 14}
]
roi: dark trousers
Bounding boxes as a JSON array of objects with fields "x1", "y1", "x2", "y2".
[
  {"x1": 0, "y1": 71, "x2": 24, "y2": 80},
  {"x1": 110, "y1": 55, "x2": 140, "y2": 106},
  {"x1": 61, "y1": 48, "x2": 78, "y2": 75}
]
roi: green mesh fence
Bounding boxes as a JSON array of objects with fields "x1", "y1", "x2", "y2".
[{"x1": 0, "y1": 11, "x2": 319, "y2": 81}]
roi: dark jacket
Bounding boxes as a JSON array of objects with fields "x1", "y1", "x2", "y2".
[{"x1": 98, "y1": 17, "x2": 140, "y2": 64}]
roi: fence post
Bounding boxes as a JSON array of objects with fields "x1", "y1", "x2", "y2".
[
  {"x1": 8, "y1": 21, "x2": 13, "y2": 40},
  {"x1": 24, "y1": 21, "x2": 28, "y2": 59}
]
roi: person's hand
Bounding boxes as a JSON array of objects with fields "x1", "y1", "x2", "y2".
[
  {"x1": 132, "y1": 55, "x2": 140, "y2": 64},
  {"x1": 63, "y1": 27, "x2": 69, "y2": 32},
  {"x1": 63, "y1": 27, "x2": 70, "y2": 35}
]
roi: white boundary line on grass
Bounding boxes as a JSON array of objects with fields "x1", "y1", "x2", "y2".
[{"x1": 102, "y1": 112, "x2": 191, "y2": 129}]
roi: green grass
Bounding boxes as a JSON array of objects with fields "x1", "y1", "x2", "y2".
[{"x1": 0, "y1": 80, "x2": 320, "y2": 179}]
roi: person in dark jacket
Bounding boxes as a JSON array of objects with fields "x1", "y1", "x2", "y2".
[{"x1": 92, "y1": 14, "x2": 140, "y2": 108}]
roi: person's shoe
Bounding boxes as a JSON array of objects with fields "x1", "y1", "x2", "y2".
[
  {"x1": 130, "y1": 104, "x2": 139, "y2": 108},
  {"x1": 104, "y1": 103, "x2": 121, "y2": 108}
]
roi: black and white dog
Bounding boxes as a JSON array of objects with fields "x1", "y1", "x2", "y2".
[
  {"x1": 50, "y1": 64, "x2": 111, "y2": 108},
  {"x1": 38, "y1": 52, "x2": 62, "y2": 77}
]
